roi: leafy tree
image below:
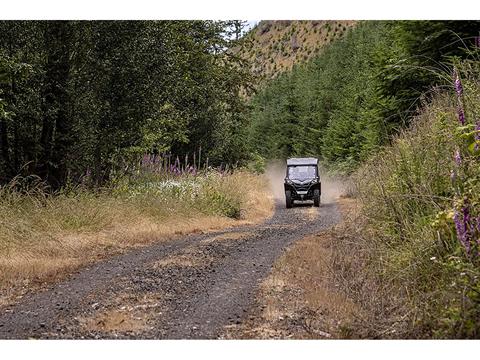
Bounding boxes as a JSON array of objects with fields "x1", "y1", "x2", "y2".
[{"x1": 0, "y1": 20, "x2": 254, "y2": 188}]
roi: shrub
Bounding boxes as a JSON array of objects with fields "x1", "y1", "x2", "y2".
[{"x1": 246, "y1": 153, "x2": 267, "y2": 174}]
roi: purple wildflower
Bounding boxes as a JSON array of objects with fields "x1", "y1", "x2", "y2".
[
  {"x1": 457, "y1": 107, "x2": 465, "y2": 125},
  {"x1": 475, "y1": 36, "x2": 480, "y2": 48},
  {"x1": 454, "y1": 149, "x2": 462, "y2": 166},
  {"x1": 82, "y1": 168, "x2": 92, "y2": 185},
  {"x1": 454, "y1": 207, "x2": 471, "y2": 254},
  {"x1": 454, "y1": 210, "x2": 465, "y2": 244},
  {"x1": 477, "y1": 216, "x2": 480, "y2": 245},
  {"x1": 186, "y1": 165, "x2": 198, "y2": 176},
  {"x1": 462, "y1": 204, "x2": 471, "y2": 252},
  {"x1": 454, "y1": 71, "x2": 463, "y2": 98}
]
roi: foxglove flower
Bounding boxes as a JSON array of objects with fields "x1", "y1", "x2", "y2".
[
  {"x1": 462, "y1": 204, "x2": 472, "y2": 252},
  {"x1": 454, "y1": 210, "x2": 465, "y2": 245},
  {"x1": 476, "y1": 216, "x2": 480, "y2": 245},
  {"x1": 457, "y1": 107, "x2": 465, "y2": 125},
  {"x1": 454, "y1": 207, "x2": 471, "y2": 253},
  {"x1": 454, "y1": 71, "x2": 463, "y2": 98}
]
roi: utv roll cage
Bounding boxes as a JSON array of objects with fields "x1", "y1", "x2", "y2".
[{"x1": 284, "y1": 157, "x2": 321, "y2": 208}]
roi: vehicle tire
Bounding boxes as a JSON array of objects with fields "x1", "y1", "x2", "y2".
[
  {"x1": 313, "y1": 189, "x2": 320, "y2": 207},
  {"x1": 285, "y1": 190, "x2": 293, "y2": 208}
]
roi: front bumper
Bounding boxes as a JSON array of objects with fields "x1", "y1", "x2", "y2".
[{"x1": 284, "y1": 181, "x2": 321, "y2": 200}]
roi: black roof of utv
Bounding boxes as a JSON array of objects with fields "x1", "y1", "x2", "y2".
[{"x1": 286, "y1": 157, "x2": 318, "y2": 166}]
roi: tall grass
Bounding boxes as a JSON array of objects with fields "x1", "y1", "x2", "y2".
[
  {"x1": 0, "y1": 169, "x2": 273, "y2": 300},
  {"x1": 331, "y1": 59, "x2": 480, "y2": 338}
]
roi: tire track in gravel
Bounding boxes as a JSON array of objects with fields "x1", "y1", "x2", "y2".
[{"x1": 0, "y1": 201, "x2": 340, "y2": 339}]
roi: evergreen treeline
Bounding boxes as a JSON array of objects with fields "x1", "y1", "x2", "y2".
[
  {"x1": 248, "y1": 21, "x2": 480, "y2": 170},
  {"x1": 0, "y1": 21, "x2": 251, "y2": 188}
]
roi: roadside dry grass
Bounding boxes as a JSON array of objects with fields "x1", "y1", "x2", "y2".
[
  {"x1": 0, "y1": 171, "x2": 273, "y2": 306},
  {"x1": 328, "y1": 198, "x2": 412, "y2": 338},
  {"x1": 223, "y1": 198, "x2": 360, "y2": 339}
]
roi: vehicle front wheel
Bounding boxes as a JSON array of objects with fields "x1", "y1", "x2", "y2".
[
  {"x1": 313, "y1": 189, "x2": 320, "y2": 207},
  {"x1": 285, "y1": 190, "x2": 293, "y2": 208}
]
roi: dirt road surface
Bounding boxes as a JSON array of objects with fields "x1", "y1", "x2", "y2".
[{"x1": 0, "y1": 200, "x2": 340, "y2": 339}]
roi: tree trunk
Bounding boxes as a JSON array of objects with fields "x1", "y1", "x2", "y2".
[
  {"x1": 40, "y1": 21, "x2": 72, "y2": 190},
  {"x1": 0, "y1": 119, "x2": 11, "y2": 181}
]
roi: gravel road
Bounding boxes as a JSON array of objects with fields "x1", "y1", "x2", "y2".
[{"x1": 0, "y1": 200, "x2": 340, "y2": 339}]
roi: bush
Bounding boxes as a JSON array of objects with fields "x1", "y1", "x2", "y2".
[{"x1": 246, "y1": 153, "x2": 266, "y2": 174}]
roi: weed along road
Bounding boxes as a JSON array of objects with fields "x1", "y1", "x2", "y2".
[{"x1": 0, "y1": 200, "x2": 339, "y2": 339}]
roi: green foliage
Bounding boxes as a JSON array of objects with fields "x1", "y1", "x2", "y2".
[
  {"x1": 246, "y1": 153, "x2": 266, "y2": 174},
  {"x1": 0, "y1": 20, "x2": 253, "y2": 188},
  {"x1": 202, "y1": 185, "x2": 242, "y2": 219},
  {"x1": 248, "y1": 21, "x2": 480, "y2": 171}
]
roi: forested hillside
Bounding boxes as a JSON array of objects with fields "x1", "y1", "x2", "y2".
[
  {"x1": 248, "y1": 21, "x2": 480, "y2": 171},
  {"x1": 0, "y1": 21, "x2": 252, "y2": 189},
  {"x1": 234, "y1": 20, "x2": 355, "y2": 82}
]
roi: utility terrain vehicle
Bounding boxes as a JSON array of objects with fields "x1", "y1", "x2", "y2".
[{"x1": 284, "y1": 158, "x2": 321, "y2": 208}]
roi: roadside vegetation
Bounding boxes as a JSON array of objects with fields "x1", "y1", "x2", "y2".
[
  {"x1": 330, "y1": 58, "x2": 480, "y2": 338},
  {"x1": 0, "y1": 161, "x2": 273, "y2": 302}
]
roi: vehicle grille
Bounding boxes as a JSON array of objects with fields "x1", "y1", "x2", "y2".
[{"x1": 294, "y1": 185, "x2": 309, "y2": 191}]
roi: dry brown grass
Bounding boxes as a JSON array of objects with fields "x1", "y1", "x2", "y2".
[
  {"x1": 81, "y1": 309, "x2": 148, "y2": 333},
  {"x1": 327, "y1": 198, "x2": 413, "y2": 338},
  {"x1": 0, "y1": 171, "x2": 274, "y2": 306}
]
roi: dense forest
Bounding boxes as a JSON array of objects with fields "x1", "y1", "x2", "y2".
[
  {"x1": 248, "y1": 21, "x2": 480, "y2": 171},
  {"x1": 2, "y1": 20, "x2": 480, "y2": 188},
  {"x1": 0, "y1": 20, "x2": 252, "y2": 189}
]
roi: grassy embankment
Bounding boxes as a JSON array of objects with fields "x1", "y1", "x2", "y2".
[
  {"x1": 330, "y1": 60, "x2": 480, "y2": 338},
  {"x1": 0, "y1": 169, "x2": 273, "y2": 304}
]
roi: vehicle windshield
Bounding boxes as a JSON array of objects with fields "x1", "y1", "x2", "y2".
[{"x1": 287, "y1": 165, "x2": 317, "y2": 180}]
